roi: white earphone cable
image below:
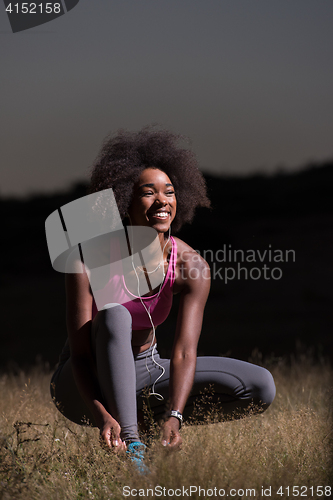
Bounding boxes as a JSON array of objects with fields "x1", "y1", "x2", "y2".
[{"x1": 127, "y1": 219, "x2": 171, "y2": 400}]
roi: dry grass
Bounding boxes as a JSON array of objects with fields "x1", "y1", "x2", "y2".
[{"x1": 0, "y1": 354, "x2": 332, "y2": 500}]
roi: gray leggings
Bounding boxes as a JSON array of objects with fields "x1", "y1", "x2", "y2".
[{"x1": 51, "y1": 304, "x2": 276, "y2": 442}]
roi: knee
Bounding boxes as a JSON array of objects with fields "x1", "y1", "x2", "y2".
[
  {"x1": 253, "y1": 367, "x2": 276, "y2": 409},
  {"x1": 95, "y1": 303, "x2": 132, "y2": 338},
  {"x1": 100, "y1": 303, "x2": 132, "y2": 324},
  {"x1": 101, "y1": 302, "x2": 131, "y2": 318}
]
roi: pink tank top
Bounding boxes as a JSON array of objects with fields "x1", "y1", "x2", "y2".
[{"x1": 92, "y1": 236, "x2": 177, "y2": 330}]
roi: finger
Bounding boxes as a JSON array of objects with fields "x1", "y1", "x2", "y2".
[
  {"x1": 100, "y1": 431, "x2": 111, "y2": 449},
  {"x1": 167, "y1": 433, "x2": 182, "y2": 450},
  {"x1": 111, "y1": 432, "x2": 123, "y2": 448},
  {"x1": 110, "y1": 424, "x2": 122, "y2": 448},
  {"x1": 119, "y1": 440, "x2": 127, "y2": 452},
  {"x1": 161, "y1": 421, "x2": 174, "y2": 439},
  {"x1": 111, "y1": 437, "x2": 123, "y2": 448},
  {"x1": 161, "y1": 428, "x2": 171, "y2": 447}
]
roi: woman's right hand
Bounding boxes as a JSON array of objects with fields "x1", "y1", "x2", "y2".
[
  {"x1": 65, "y1": 272, "x2": 126, "y2": 453},
  {"x1": 99, "y1": 414, "x2": 127, "y2": 451}
]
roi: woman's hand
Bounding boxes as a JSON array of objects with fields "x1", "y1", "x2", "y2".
[
  {"x1": 161, "y1": 417, "x2": 182, "y2": 450},
  {"x1": 162, "y1": 240, "x2": 210, "y2": 451},
  {"x1": 65, "y1": 272, "x2": 126, "y2": 453},
  {"x1": 99, "y1": 414, "x2": 126, "y2": 451}
]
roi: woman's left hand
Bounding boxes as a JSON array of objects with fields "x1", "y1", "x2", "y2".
[{"x1": 161, "y1": 418, "x2": 182, "y2": 450}]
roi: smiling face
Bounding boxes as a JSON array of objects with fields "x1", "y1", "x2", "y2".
[{"x1": 127, "y1": 168, "x2": 177, "y2": 233}]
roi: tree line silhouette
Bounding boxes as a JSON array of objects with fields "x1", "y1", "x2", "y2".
[{"x1": 1, "y1": 161, "x2": 332, "y2": 369}]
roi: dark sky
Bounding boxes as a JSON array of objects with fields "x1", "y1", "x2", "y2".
[{"x1": 1, "y1": 0, "x2": 333, "y2": 197}]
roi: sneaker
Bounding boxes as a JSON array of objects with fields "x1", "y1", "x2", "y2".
[{"x1": 126, "y1": 441, "x2": 149, "y2": 475}]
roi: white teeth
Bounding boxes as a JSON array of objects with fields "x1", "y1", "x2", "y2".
[{"x1": 151, "y1": 212, "x2": 169, "y2": 218}]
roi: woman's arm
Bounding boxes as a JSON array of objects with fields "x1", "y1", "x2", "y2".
[
  {"x1": 66, "y1": 268, "x2": 125, "y2": 449},
  {"x1": 162, "y1": 245, "x2": 211, "y2": 448}
]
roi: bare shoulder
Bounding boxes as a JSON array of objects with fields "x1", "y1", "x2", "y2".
[
  {"x1": 65, "y1": 247, "x2": 91, "y2": 277},
  {"x1": 173, "y1": 236, "x2": 209, "y2": 269},
  {"x1": 172, "y1": 236, "x2": 211, "y2": 294}
]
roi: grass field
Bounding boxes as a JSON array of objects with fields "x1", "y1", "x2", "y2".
[{"x1": 0, "y1": 354, "x2": 332, "y2": 500}]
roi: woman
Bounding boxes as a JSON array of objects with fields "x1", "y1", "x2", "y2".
[{"x1": 50, "y1": 128, "x2": 275, "y2": 466}]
